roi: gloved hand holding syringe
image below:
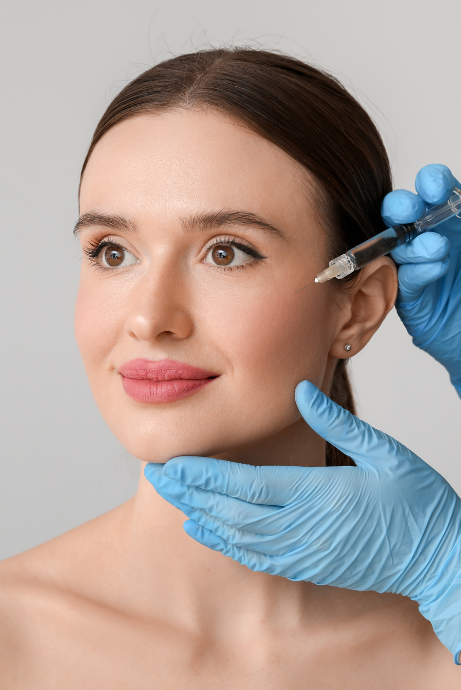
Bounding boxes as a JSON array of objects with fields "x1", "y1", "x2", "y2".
[{"x1": 298, "y1": 179, "x2": 461, "y2": 288}]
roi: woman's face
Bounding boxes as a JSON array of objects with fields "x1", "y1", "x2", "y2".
[{"x1": 76, "y1": 110, "x2": 347, "y2": 463}]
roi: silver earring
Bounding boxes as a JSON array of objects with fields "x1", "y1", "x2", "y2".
[{"x1": 344, "y1": 344, "x2": 351, "y2": 352}]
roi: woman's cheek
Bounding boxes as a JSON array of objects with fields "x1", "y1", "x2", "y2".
[
  {"x1": 201, "y1": 283, "x2": 332, "y2": 388},
  {"x1": 74, "y1": 280, "x2": 121, "y2": 373}
]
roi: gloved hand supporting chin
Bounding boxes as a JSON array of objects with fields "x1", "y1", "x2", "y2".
[{"x1": 145, "y1": 380, "x2": 461, "y2": 663}]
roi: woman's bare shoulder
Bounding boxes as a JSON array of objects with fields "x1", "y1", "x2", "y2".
[
  {"x1": 0, "y1": 501, "x2": 133, "y2": 685},
  {"x1": 0, "y1": 498, "x2": 131, "y2": 588}
]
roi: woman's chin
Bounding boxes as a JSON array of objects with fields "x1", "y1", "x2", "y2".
[{"x1": 118, "y1": 435, "x2": 231, "y2": 465}]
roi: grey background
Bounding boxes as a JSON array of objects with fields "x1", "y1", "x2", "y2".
[{"x1": 1, "y1": 0, "x2": 460, "y2": 560}]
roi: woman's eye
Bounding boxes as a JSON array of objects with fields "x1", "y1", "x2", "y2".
[
  {"x1": 204, "y1": 243, "x2": 253, "y2": 268},
  {"x1": 100, "y1": 244, "x2": 138, "y2": 269}
]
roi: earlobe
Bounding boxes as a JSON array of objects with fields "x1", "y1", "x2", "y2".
[{"x1": 329, "y1": 257, "x2": 398, "y2": 359}]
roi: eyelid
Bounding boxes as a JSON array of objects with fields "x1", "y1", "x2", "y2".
[
  {"x1": 202, "y1": 234, "x2": 266, "y2": 260},
  {"x1": 83, "y1": 234, "x2": 140, "y2": 259},
  {"x1": 84, "y1": 232, "x2": 262, "y2": 255},
  {"x1": 83, "y1": 233, "x2": 137, "y2": 252}
]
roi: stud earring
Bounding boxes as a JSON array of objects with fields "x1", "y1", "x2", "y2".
[{"x1": 344, "y1": 344, "x2": 351, "y2": 352}]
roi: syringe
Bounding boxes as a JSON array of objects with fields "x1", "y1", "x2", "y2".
[{"x1": 306, "y1": 187, "x2": 461, "y2": 286}]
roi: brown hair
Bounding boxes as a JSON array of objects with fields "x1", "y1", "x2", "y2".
[{"x1": 81, "y1": 48, "x2": 392, "y2": 466}]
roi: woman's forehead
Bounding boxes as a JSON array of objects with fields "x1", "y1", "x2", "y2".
[{"x1": 79, "y1": 110, "x2": 318, "y2": 234}]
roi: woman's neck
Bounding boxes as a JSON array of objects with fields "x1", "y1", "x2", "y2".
[
  {"x1": 101, "y1": 418, "x2": 327, "y2": 637},
  {"x1": 119, "y1": 473, "x2": 307, "y2": 633}
]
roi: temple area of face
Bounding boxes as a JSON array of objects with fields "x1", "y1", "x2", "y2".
[{"x1": 74, "y1": 208, "x2": 289, "y2": 241}]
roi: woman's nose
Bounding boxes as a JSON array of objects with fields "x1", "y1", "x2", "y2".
[{"x1": 125, "y1": 266, "x2": 194, "y2": 344}]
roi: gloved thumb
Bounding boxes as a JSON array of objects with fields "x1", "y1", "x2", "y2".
[{"x1": 295, "y1": 380, "x2": 402, "y2": 469}]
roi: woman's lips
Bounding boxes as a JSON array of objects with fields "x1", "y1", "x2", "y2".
[{"x1": 119, "y1": 358, "x2": 219, "y2": 404}]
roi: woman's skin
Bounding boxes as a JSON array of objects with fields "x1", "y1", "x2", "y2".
[{"x1": 0, "y1": 110, "x2": 458, "y2": 688}]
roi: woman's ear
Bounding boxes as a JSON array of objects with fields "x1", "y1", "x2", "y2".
[{"x1": 329, "y1": 257, "x2": 398, "y2": 359}]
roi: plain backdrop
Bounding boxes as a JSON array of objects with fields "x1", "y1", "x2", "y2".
[{"x1": 1, "y1": 0, "x2": 460, "y2": 560}]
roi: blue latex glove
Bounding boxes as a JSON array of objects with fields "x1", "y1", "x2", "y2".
[
  {"x1": 145, "y1": 381, "x2": 461, "y2": 662},
  {"x1": 382, "y1": 164, "x2": 461, "y2": 394}
]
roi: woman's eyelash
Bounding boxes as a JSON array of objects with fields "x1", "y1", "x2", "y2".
[
  {"x1": 205, "y1": 236, "x2": 266, "y2": 260},
  {"x1": 83, "y1": 237, "x2": 121, "y2": 261}
]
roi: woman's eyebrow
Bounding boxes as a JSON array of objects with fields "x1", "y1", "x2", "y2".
[
  {"x1": 73, "y1": 209, "x2": 288, "y2": 240},
  {"x1": 73, "y1": 212, "x2": 137, "y2": 237},
  {"x1": 181, "y1": 210, "x2": 288, "y2": 240}
]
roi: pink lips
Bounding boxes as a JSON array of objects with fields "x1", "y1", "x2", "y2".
[{"x1": 119, "y1": 358, "x2": 218, "y2": 404}]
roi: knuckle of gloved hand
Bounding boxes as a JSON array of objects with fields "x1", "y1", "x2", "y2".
[
  {"x1": 416, "y1": 164, "x2": 455, "y2": 204},
  {"x1": 381, "y1": 189, "x2": 424, "y2": 226},
  {"x1": 419, "y1": 232, "x2": 450, "y2": 257}
]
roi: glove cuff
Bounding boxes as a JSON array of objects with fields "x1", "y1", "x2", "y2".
[{"x1": 417, "y1": 532, "x2": 461, "y2": 664}]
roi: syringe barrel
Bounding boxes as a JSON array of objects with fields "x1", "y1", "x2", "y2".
[
  {"x1": 326, "y1": 187, "x2": 461, "y2": 281},
  {"x1": 349, "y1": 188, "x2": 461, "y2": 272},
  {"x1": 415, "y1": 188, "x2": 461, "y2": 231},
  {"x1": 348, "y1": 223, "x2": 416, "y2": 270}
]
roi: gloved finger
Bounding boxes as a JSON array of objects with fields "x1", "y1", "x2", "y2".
[
  {"x1": 396, "y1": 257, "x2": 450, "y2": 304},
  {"x1": 390, "y1": 232, "x2": 450, "y2": 265},
  {"x1": 161, "y1": 462, "x2": 362, "y2": 533},
  {"x1": 415, "y1": 164, "x2": 458, "y2": 206},
  {"x1": 182, "y1": 508, "x2": 292, "y2": 553},
  {"x1": 381, "y1": 189, "x2": 426, "y2": 227},
  {"x1": 144, "y1": 462, "x2": 165, "y2": 474},
  {"x1": 295, "y1": 381, "x2": 414, "y2": 470},
  {"x1": 145, "y1": 463, "x2": 212, "y2": 521},
  {"x1": 186, "y1": 503, "x2": 339, "y2": 557},
  {"x1": 183, "y1": 519, "x2": 278, "y2": 574},
  {"x1": 164, "y1": 456, "x2": 311, "y2": 505},
  {"x1": 147, "y1": 466, "x2": 283, "y2": 527}
]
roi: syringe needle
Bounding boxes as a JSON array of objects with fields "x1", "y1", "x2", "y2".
[{"x1": 295, "y1": 280, "x2": 316, "y2": 293}]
